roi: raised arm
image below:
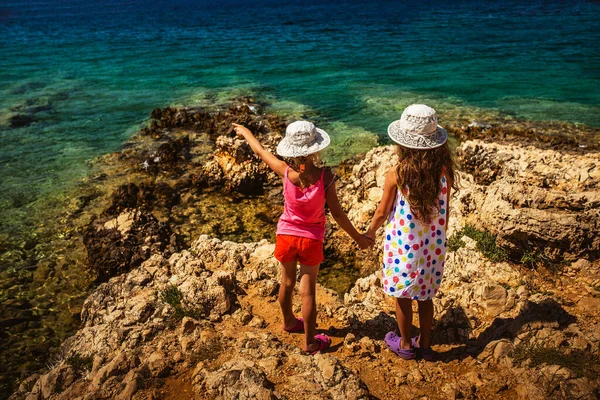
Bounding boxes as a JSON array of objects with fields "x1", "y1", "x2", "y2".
[
  {"x1": 324, "y1": 170, "x2": 373, "y2": 249},
  {"x1": 232, "y1": 123, "x2": 288, "y2": 177},
  {"x1": 365, "y1": 168, "x2": 397, "y2": 239}
]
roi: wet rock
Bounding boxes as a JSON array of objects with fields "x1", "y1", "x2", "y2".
[
  {"x1": 448, "y1": 120, "x2": 599, "y2": 151},
  {"x1": 84, "y1": 210, "x2": 175, "y2": 281}
]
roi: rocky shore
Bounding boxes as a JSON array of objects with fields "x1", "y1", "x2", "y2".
[{"x1": 6, "y1": 101, "x2": 600, "y2": 399}]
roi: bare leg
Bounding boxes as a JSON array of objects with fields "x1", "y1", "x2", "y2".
[
  {"x1": 417, "y1": 299, "x2": 434, "y2": 348},
  {"x1": 396, "y1": 298, "x2": 413, "y2": 350},
  {"x1": 299, "y1": 263, "x2": 320, "y2": 352},
  {"x1": 278, "y1": 260, "x2": 298, "y2": 330}
]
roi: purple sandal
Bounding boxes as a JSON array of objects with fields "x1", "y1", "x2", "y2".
[
  {"x1": 283, "y1": 317, "x2": 304, "y2": 333},
  {"x1": 384, "y1": 332, "x2": 415, "y2": 360},
  {"x1": 412, "y1": 335, "x2": 435, "y2": 361}
]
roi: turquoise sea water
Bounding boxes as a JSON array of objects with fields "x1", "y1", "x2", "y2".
[{"x1": 1, "y1": 0, "x2": 600, "y2": 230}]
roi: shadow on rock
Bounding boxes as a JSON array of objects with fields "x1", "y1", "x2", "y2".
[
  {"x1": 473, "y1": 297, "x2": 576, "y2": 351},
  {"x1": 436, "y1": 297, "x2": 577, "y2": 363}
]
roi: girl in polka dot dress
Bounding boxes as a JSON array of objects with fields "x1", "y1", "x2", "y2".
[{"x1": 365, "y1": 104, "x2": 457, "y2": 361}]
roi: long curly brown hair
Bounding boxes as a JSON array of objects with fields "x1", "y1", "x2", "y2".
[{"x1": 395, "y1": 142, "x2": 458, "y2": 223}]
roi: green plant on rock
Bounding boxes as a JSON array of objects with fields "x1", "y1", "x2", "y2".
[
  {"x1": 454, "y1": 224, "x2": 508, "y2": 262},
  {"x1": 521, "y1": 249, "x2": 561, "y2": 272},
  {"x1": 160, "y1": 285, "x2": 184, "y2": 309},
  {"x1": 520, "y1": 251, "x2": 539, "y2": 269},
  {"x1": 159, "y1": 285, "x2": 209, "y2": 320},
  {"x1": 66, "y1": 354, "x2": 94, "y2": 374},
  {"x1": 447, "y1": 233, "x2": 466, "y2": 252}
]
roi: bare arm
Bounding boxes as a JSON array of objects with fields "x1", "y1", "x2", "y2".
[
  {"x1": 325, "y1": 171, "x2": 373, "y2": 249},
  {"x1": 445, "y1": 174, "x2": 453, "y2": 232},
  {"x1": 365, "y1": 168, "x2": 397, "y2": 239},
  {"x1": 232, "y1": 123, "x2": 287, "y2": 177}
]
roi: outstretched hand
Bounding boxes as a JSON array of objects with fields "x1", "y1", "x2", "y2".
[{"x1": 232, "y1": 123, "x2": 251, "y2": 138}]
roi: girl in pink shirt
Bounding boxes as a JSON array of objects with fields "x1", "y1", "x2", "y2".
[{"x1": 233, "y1": 121, "x2": 372, "y2": 355}]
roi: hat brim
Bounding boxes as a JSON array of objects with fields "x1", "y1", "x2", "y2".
[
  {"x1": 387, "y1": 121, "x2": 448, "y2": 149},
  {"x1": 276, "y1": 128, "x2": 330, "y2": 157}
]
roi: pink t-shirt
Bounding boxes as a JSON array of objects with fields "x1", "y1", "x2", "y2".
[{"x1": 276, "y1": 167, "x2": 326, "y2": 242}]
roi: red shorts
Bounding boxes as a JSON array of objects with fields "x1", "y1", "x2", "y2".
[{"x1": 274, "y1": 235, "x2": 324, "y2": 266}]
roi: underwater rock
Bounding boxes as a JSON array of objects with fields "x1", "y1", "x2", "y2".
[
  {"x1": 9, "y1": 114, "x2": 35, "y2": 128},
  {"x1": 84, "y1": 210, "x2": 177, "y2": 282},
  {"x1": 447, "y1": 121, "x2": 600, "y2": 151}
]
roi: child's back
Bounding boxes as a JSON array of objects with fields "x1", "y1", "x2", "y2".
[
  {"x1": 277, "y1": 166, "x2": 327, "y2": 242},
  {"x1": 367, "y1": 104, "x2": 457, "y2": 361},
  {"x1": 382, "y1": 173, "x2": 448, "y2": 300}
]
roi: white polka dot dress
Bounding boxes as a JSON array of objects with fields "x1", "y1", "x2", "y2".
[{"x1": 382, "y1": 176, "x2": 448, "y2": 300}]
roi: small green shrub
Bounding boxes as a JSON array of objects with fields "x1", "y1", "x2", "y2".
[
  {"x1": 513, "y1": 344, "x2": 600, "y2": 379},
  {"x1": 160, "y1": 285, "x2": 184, "y2": 309},
  {"x1": 447, "y1": 233, "x2": 466, "y2": 252},
  {"x1": 66, "y1": 355, "x2": 94, "y2": 373},
  {"x1": 521, "y1": 251, "x2": 539, "y2": 269},
  {"x1": 521, "y1": 250, "x2": 561, "y2": 273},
  {"x1": 159, "y1": 285, "x2": 209, "y2": 320},
  {"x1": 459, "y1": 224, "x2": 507, "y2": 262}
]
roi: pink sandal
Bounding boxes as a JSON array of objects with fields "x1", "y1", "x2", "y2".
[
  {"x1": 283, "y1": 317, "x2": 304, "y2": 333},
  {"x1": 307, "y1": 334, "x2": 331, "y2": 355}
]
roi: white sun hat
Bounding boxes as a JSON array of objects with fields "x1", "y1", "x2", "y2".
[
  {"x1": 387, "y1": 104, "x2": 448, "y2": 149},
  {"x1": 276, "y1": 120, "x2": 330, "y2": 157}
]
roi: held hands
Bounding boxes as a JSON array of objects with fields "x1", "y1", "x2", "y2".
[
  {"x1": 232, "y1": 123, "x2": 252, "y2": 138},
  {"x1": 356, "y1": 233, "x2": 375, "y2": 250}
]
